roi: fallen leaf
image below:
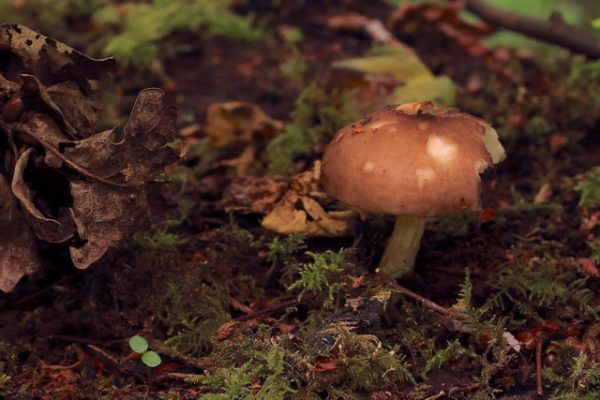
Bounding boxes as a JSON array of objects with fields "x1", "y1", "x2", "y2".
[
  {"x1": 205, "y1": 101, "x2": 283, "y2": 147},
  {"x1": 11, "y1": 148, "x2": 75, "y2": 243},
  {"x1": 68, "y1": 180, "x2": 149, "y2": 269},
  {"x1": 262, "y1": 163, "x2": 356, "y2": 237},
  {"x1": 0, "y1": 174, "x2": 40, "y2": 292},
  {"x1": 479, "y1": 208, "x2": 496, "y2": 222},
  {"x1": 0, "y1": 25, "x2": 179, "y2": 290},
  {"x1": 222, "y1": 176, "x2": 287, "y2": 214},
  {"x1": 329, "y1": 45, "x2": 456, "y2": 109},
  {"x1": 314, "y1": 355, "x2": 339, "y2": 372}
]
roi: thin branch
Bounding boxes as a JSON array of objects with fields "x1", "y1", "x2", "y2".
[
  {"x1": 378, "y1": 272, "x2": 470, "y2": 321},
  {"x1": 234, "y1": 296, "x2": 303, "y2": 322},
  {"x1": 536, "y1": 333, "x2": 545, "y2": 396},
  {"x1": 465, "y1": 0, "x2": 600, "y2": 59}
]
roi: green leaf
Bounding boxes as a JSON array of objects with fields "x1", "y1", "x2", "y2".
[
  {"x1": 128, "y1": 335, "x2": 149, "y2": 354},
  {"x1": 141, "y1": 351, "x2": 162, "y2": 367}
]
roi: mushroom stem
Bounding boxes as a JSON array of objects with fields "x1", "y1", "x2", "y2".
[{"x1": 378, "y1": 215, "x2": 426, "y2": 278}]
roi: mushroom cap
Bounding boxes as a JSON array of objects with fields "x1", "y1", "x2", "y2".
[{"x1": 320, "y1": 101, "x2": 505, "y2": 217}]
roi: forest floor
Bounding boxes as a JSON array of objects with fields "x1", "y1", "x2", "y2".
[{"x1": 0, "y1": 1, "x2": 599, "y2": 399}]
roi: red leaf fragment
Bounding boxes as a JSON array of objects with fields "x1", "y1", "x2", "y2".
[
  {"x1": 314, "y1": 355, "x2": 340, "y2": 372},
  {"x1": 479, "y1": 208, "x2": 496, "y2": 222},
  {"x1": 578, "y1": 258, "x2": 599, "y2": 277},
  {"x1": 214, "y1": 321, "x2": 237, "y2": 341}
]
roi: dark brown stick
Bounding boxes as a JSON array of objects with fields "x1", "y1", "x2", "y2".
[
  {"x1": 378, "y1": 272, "x2": 470, "y2": 321},
  {"x1": 536, "y1": 334, "x2": 544, "y2": 396},
  {"x1": 465, "y1": 0, "x2": 600, "y2": 59},
  {"x1": 232, "y1": 294, "x2": 316, "y2": 323}
]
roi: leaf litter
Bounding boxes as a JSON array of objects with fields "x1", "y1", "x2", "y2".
[
  {"x1": 0, "y1": 1, "x2": 599, "y2": 399},
  {"x1": 0, "y1": 24, "x2": 179, "y2": 290}
]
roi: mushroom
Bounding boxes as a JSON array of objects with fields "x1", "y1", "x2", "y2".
[{"x1": 320, "y1": 100, "x2": 505, "y2": 278}]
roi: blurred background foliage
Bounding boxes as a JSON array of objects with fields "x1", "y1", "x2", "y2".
[
  {"x1": 2, "y1": 0, "x2": 600, "y2": 71},
  {"x1": 388, "y1": 0, "x2": 600, "y2": 58},
  {"x1": 0, "y1": 0, "x2": 264, "y2": 68}
]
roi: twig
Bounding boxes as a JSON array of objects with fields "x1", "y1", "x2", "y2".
[
  {"x1": 39, "y1": 345, "x2": 85, "y2": 370},
  {"x1": 465, "y1": 0, "x2": 600, "y2": 59},
  {"x1": 378, "y1": 272, "x2": 471, "y2": 321},
  {"x1": 536, "y1": 333, "x2": 545, "y2": 396},
  {"x1": 233, "y1": 295, "x2": 310, "y2": 322},
  {"x1": 424, "y1": 391, "x2": 445, "y2": 400},
  {"x1": 158, "y1": 372, "x2": 202, "y2": 380}
]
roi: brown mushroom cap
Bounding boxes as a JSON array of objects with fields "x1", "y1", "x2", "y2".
[{"x1": 321, "y1": 101, "x2": 505, "y2": 217}]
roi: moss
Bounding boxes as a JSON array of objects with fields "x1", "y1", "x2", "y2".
[
  {"x1": 266, "y1": 84, "x2": 357, "y2": 176},
  {"x1": 575, "y1": 166, "x2": 600, "y2": 208},
  {"x1": 543, "y1": 353, "x2": 600, "y2": 399},
  {"x1": 288, "y1": 249, "x2": 350, "y2": 307},
  {"x1": 484, "y1": 258, "x2": 600, "y2": 324}
]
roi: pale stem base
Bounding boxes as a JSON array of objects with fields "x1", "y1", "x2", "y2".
[{"x1": 378, "y1": 215, "x2": 427, "y2": 278}]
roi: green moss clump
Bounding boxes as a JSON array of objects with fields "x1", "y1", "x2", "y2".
[
  {"x1": 575, "y1": 166, "x2": 600, "y2": 208},
  {"x1": 544, "y1": 353, "x2": 600, "y2": 399},
  {"x1": 288, "y1": 249, "x2": 350, "y2": 307},
  {"x1": 484, "y1": 258, "x2": 600, "y2": 323}
]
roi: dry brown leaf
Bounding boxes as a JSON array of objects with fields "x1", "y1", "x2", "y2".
[
  {"x1": 222, "y1": 176, "x2": 287, "y2": 214},
  {"x1": 0, "y1": 25, "x2": 179, "y2": 290},
  {"x1": 0, "y1": 174, "x2": 40, "y2": 292},
  {"x1": 262, "y1": 163, "x2": 356, "y2": 237},
  {"x1": 11, "y1": 148, "x2": 75, "y2": 243},
  {"x1": 205, "y1": 101, "x2": 283, "y2": 147},
  {"x1": 68, "y1": 181, "x2": 150, "y2": 269}
]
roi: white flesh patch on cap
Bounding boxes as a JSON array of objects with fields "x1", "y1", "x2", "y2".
[
  {"x1": 363, "y1": 161, "x2": 376, "y2": 172},
  {"x1": 483, "y1": 126, "x2": 506, "y2": 164},
  {"x1": 415, "y1": 167, "x2": 435, "y2": 189},
  {"x1": 426, "y1": 135, "x2": 458, "y2": 163},
  {"x1": 366, "y1": 120, "x2": 388, "y2": 130}
]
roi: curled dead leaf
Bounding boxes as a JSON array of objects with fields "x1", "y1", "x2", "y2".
[
  {"x1": 222, "y1": 176, "x2": 287, "y2": 214},
  {"x1": 262, "y1": 163, "x2": 356, "y2": 237},
  {"x1": 0, "y1": 174, "x2": 40, "y2": 292},
  {"x1": 0, "y1": 25, "x2": 179, "y2": 291},
  {"x1": 11, "y1": 148, "x2": 75, "y2": 243}
]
